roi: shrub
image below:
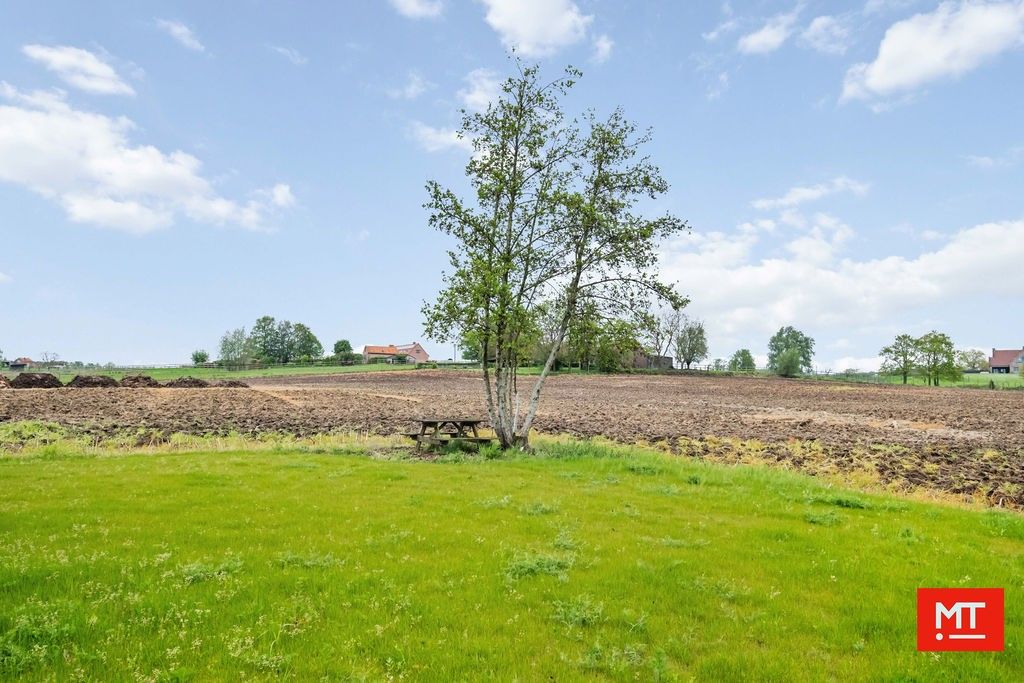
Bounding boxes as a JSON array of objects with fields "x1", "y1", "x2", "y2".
[
  {"x1": 775, "y1": 348, "x2": 802, "y2": 378},
  {"x1": 191, "y1": 349, "x2": 210, "y2": 365}
]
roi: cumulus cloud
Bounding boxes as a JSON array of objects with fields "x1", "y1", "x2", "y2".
[
  {"x1": 660, "y1": 217, "x2": 1024, "y2": 356},
  {"x1": 22, "y1": 45, "x2": 134, "y2": 96},
  {"x1": 268, "y1": 45, "x2": 308, "y2": 65},
  {"x1": 842, "y1": 1, "x2": 1024, "y2": 103},
  {"x1": 156, "y1": 19, "x2": 206, "y2": 52},
  {"x1": 388, "y1": 71, "x2": 431, "y2": 100},
  {"x1": 801, "y1": 16, "x2": 852, "y2": 55},
  {"x1": 752, "y1": 177, "x2": 869, "y2": 210},
  {"x1": 409, "y1": 121, "x2": 472, "y2": 152},
  {"x1": 0, "y1": 84, "x2": 290, "y2": 234},
  {"x1": 457, "y1": 68, "x2": 500, "y2": 112},
  {"x1": 737, "y1": 6, "x2": 802, "y2": 54},
  {"x1": 591, "y1": 34, "x2": 614, "y2": 63},
  {"x1": 966, "y1": 145, "x2": 1024, "y2": 168},
  {"x1": 389, "y1": 0, "x2": 443, "y2": 19},
  {"x1": 480, "y1": 0, "x2": 592, "y2": 56}
]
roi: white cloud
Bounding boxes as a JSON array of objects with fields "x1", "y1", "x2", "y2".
[
  {"x1": 0, "y1": 84, "x2": 289, "y2": 234},
  {"x1": 591, "y1": 34, "x2": 614, "y2": 63},
  {"x1": 409, "y1": 121, "x2": 472, "y2": 152},
  {"x1": 269, "y1": 183, "x2": 295, "y2": 208},
  {"x1": 457, "y1": 68, "x2": 500, "y2": 112},
  {"x1": 704, "y1": 18, "x2": 740, "y2": 42},
  {"x1": 389, "y1": 0, "x2": 443, "y2": 19},
  {"x1": 752, "y1": 177, "x2": 869, "y2": 210},
  {"x1": 388, "y1": 71, "x2": 431, "y2": 100},
  {"x1": 269, "y1": 45, "x2": 308, "y2": 65},
  {"x1": 801, "y1": 16, "x2": 852, "y2": 55},
  {"x1": 480, "y1": 0, "x2": 592, "y2": 57},
  {"x1": 0, "y1": 270, "x2": 10, "y2": 283},
  {"x1": 833, "y1": 355, "x2": 883, "y2": 371},
  {"x1": 660, "y1": 217, "x2": 1024, "y2": 353},
  {"x1": 842, "y1": 1, "x2": 1024, "y2": 103},
  {"x1": 966, "y1": 145, "x2": 1024, "y2": 168},
  {"x1": 737, "y1": 7, "x2": 802, "y2": 54},
  {"x1": 22, "y1": 45, "x2": 134, "y2": 96},
  {"x1": 706, "y1": 71, "x2": 730, "y2": 100},
  {"x1": 344, "y1": 228, "x2": 371, "y2": 245},
  {"x1": 156, "y1": 19, "x2": 206, "y2": 52}
]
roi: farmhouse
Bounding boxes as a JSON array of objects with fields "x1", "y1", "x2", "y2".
[
  {"x1": 989, "y1": 347, "x2": 1024, "y2": 374},
  {"x1": 633, "y1": 352, "x2": 674, "y2": 370},
  {"x1": 363, "y1": 342, "x2": 430, "y2": 364},
  {"x1": 7, "y1": 357, "x2": 34, "y2": 371}
]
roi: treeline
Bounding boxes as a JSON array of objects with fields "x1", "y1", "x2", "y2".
[
  {"x1": 191, "y1": 316, "x2": 357, "y2": 367},
  {"x1": 879, "y1": 331, "x2": 988, "y2": 386}
]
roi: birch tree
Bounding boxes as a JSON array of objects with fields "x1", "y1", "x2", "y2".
[{"x1": 422, "y1": 63, "x2": 688, "y2": 449}]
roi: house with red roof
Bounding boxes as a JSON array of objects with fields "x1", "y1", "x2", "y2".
[
  {"x1": 989, "y1": 347, "x2": 1024, "y2": 374},
  {"x1": 362, "y1": 342, "x2": 429, "y2": 364}
]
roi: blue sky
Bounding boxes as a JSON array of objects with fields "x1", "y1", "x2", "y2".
[{"x1": 1, "y1": 0, "x2": 1022, "y2": 368}]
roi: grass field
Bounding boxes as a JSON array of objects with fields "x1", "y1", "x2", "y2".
[{"x1": 1, "y1": 437, "x2": 1021, "y2": 680}]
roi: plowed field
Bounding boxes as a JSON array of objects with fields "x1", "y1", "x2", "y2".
[{"x1": 3, "y1": 371, "x2": 1022, "y2": 506}]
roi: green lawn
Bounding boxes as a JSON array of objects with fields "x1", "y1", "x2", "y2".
[
  {"x1": 1, "y1": 362, "x2": 418, "y2": 384},
  {"x1": 1, "y1": 440, "x2": 1021, "y2": 680}
]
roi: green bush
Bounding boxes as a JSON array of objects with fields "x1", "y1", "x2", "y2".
[{"x1": 775, "y1": 348, "x2": 802, "y2": 378}]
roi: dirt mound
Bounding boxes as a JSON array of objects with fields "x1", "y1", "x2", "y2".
[
  {"x1": 120, "y1": 375, "x2": 162, "y2": 388},
  {"x1": 211, "y1": 379, "x2": 250, "y2": 388},
  {"x1": 10, "y1": 373, "x2": 63, "y2": 389},
  {"x1": 164, "y1": 376, "x2": 210, "y2": 388},
  {"x1": 0, "y1": 375, "x2": 9, "y2": 389},
  {"x1": 67, "y1": 374, "x2": 120, "y2": 388}
]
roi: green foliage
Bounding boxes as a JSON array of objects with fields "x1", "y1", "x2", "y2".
[
  {"x1": 595, "y1": 319, "x2": 642, "y2": 372},
  {"x1": 767, "y1": 326, "x2": 814, "y2": 373},
  {"x1": 914, "y1": 331, "x2": 961, "y2": 387},
  {"x1": 421, "y1": 62, "x2": 688, "y2": 447},
  {"x1": 728, "y1": 348, "x2": 756, "y2": 371},
  {"x1": 191, "y1": 349, "x2": 209, "y2": 366},
  {"x1": 774, "y1": 348, "x2": 803, "y2": 378},
  {"x1": 956, "y1": 348, "x2": 989, "y2": 372},
  {"x1": 332, "y1": 339, "x2": 353, "y2": 355},
  {"x1": 218, "y1": 327, "x2": 252, "y2": 366},
  {"x1": 291, "y1": 323, "x2": 323, "y2": 360},
  {"x1": 674, "y1": 317, "x2": 708, "y2": 369},
  {"x1": 879, "y1": 333, "x2": 917, "y2": 384}
]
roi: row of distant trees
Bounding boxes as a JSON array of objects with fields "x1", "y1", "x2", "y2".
[
  {"x1": 879, "y1": 332, "x2": 988, "y2": 386},
  {"x1": 192, "y1": 316, "x2": 356, "y2": 367}
]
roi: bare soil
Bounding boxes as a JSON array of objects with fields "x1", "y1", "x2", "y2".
[{"x1": 2, "y1": 371, "x2": 1022, "y2": 506}]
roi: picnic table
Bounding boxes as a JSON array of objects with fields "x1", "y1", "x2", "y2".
[{"x1": 407, "y1": 418, "x2": 494, "y2": 450}]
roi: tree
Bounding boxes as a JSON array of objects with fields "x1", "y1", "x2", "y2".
[
  {"x1": 728, "y1": 348, "x2": 756, "y2": 371},
  {"x1": 219, "y1": 327, "x2": 252, "y2": 366},
  {"x1": 956, "y1": 348, "x2": 988, "y2": 372},
  {"x1": 775, "y1": 347, "x2": 802, "y2": 377},
  {"x1": 674, "y1": 317, "x2": 708, "y2": 369},
  {"x1": 291, "y1": 323, "x2": 323, "y2": 360},
  {"x1": 644, "y1": 306, "x2": 682, "y2": 361},
  {"x1": 915, "y1": 331, "x2": 960, "y2": 386},
  {"x1": 595, "y1": 319, "x2": 642, "y2": 372},
  {"x1": 40, "y1": 351, "x2": 60, "y2": 365},
  {"x1": 191, "y1": 350, "x2": 209, "y2": 366},
  {"x1": 879, "y1": 333, "x2": 917, "y2": 384},
  {"x1": 422, "y1": 63, "x2": 688, "y2": 449},
  {"x1": 275, "y1": 320, "x2": 296, "y2": 363},
  {"x1": 249, "y1": 316, "x2": 280, "y2": 363},
  {"x1": 767, "y1": 326, "x2": 814, "y2": 373},
  {"x1": 333, "y1": 339, "x2": 353, "y2": 355}
]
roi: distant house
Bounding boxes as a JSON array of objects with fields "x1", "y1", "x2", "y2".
[
  {"x1": 633, "y1": 351, "x2": 674, "y2": 371},
  {"x1": 362, "y1": 342, "x2": 430, "y2": 364},
  {"x1": 7, "y1": 357, "x2": 34, "y2": 371},
  {"x1": 989, "y1": 347, "x2": 1024, "y2": 374}
]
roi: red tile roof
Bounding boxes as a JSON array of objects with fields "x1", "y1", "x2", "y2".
[
  {"x1": 989, "y1": 348, "x2": 1023, "y2": 367},
  {"x1": 364, "y1": 345, "x2": 401, "y2": 355}
]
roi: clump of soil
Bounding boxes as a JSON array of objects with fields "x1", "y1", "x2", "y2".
[
  {"x1": 0, "y1": 375, "x2": 10, "y2": 389},
  {"x1": 211, "y1": 379, "x2": 250, "y2": 388},
  {"x1": 120, "y1": 375, "x2": 161, "y2": 388},
  {"x1": 164, "y1": 376, "x2": 210, "y2": 388},
  {"x1": 67, "y1": 375, "x2": 120, "y2": 388},
  {"x1": 10, "y1": 373, "x2": 63, "y2": 389}
]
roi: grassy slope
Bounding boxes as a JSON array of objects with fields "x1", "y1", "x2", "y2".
[{"x1": 1, "y1": 443, "x2": 1022, "y2": 681}]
